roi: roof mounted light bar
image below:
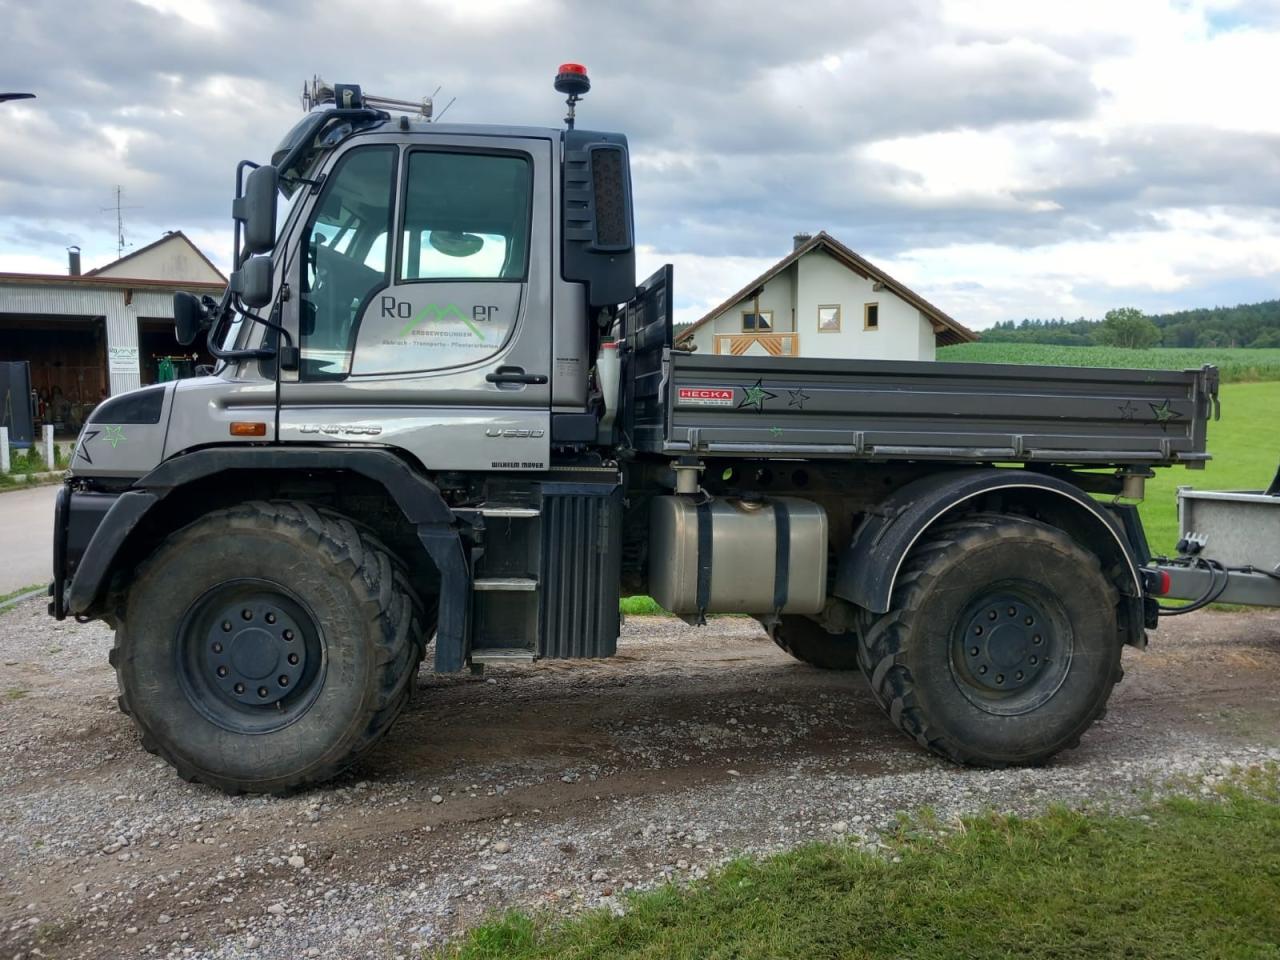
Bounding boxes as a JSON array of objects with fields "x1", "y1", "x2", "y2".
[{"x1": 302, "y1": 76, "x2": 433, "y2": 119}]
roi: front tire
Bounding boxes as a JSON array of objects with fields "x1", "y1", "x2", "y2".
[
  {"x1": 112, "y1": 501, "x2": 426, "y2": 794},
  {"x1": 857, "y1": 514, "x2": 1123, "y2": 767}
]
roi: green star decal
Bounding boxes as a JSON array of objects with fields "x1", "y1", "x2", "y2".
[
  {"x1": 103, "y1": 425, "x2": 126, "y2": 448},
  {"x1": 769, "y1": 425, "x2": 784, "y2": 437},
  {"x1": 737, "y1": 379, "x2": 778, "y2": 412},
  {"x1": 1148, "y1": 399, "x2": 1183, "y2": 431}
]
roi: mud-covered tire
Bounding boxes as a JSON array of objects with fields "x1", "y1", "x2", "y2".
[
  {"x1": 856, "y1": 514, "x2": 1123, "y2": 767},
  {"x1": 112, "y1": 500, "x2": 426, "y2": 794},
  {"x1": 771, "y1": 616, "x2": 861, "y2": 671}
]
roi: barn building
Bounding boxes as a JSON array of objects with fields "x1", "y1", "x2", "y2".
[{"x1": 0, "y1": 232, "x2": 224, "y2": 435}]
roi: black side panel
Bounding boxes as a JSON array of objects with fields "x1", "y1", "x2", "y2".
[
  {"x1": 620, "y1": 264, "x2": 672, "y2": 452},
  {"x1": 0, "y1": 361, "x2": 34, "y2": 443},
  {"x1": 88, "y1": 384, "x2": 166, "y2": 425},
  {"x1": 539, "y1": 482, "x2": 621, "y2": 659},
  {"x1": 561, "y1": 129, "x2": 635, "y2": 307}
]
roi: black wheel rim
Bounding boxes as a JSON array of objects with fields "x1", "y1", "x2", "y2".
[
  {"x1": 948, "y1": 581, "x2": 1073, "y2": 716},
  {"x1": 176, "y1": 579, "x2": 326, "y2": 734}
]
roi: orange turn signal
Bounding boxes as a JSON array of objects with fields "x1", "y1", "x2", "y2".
[{"x1": 230, "y1": 421, "x2": 267, "y2": 437}]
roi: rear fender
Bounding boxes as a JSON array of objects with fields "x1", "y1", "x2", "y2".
[{"x1": 832, "y1": 468, "x2": 1145, "y2": 644}]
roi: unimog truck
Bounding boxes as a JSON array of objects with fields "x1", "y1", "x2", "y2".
[{"x1": 50, "y1": 68, "x2": 1221, "y2": 794}]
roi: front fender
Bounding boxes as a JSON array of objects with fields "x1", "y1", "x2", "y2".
[{"x1": 62, "y1": 445, "x2": 473, "y2": 671}]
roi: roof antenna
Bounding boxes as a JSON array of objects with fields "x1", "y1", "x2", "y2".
[
  {"x1": 554, "y1": 63, "x2": 590, "y2": 129},
  {"x1": 101, "y1": 185, "x2": 142, "y2": 259}
]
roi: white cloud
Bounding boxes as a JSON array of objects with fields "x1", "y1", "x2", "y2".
[{"x1": 2, "y1": 0, "x2": 1279, "y2": 330}]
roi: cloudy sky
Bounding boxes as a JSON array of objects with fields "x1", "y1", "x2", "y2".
[{"x1": 2, "y1": 0, "x2": 1279, "y2": 328}]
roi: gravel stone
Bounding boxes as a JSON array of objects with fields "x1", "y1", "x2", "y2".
[{"x1": 1, "y1": 598, "x2": 1278, "y2": 959}]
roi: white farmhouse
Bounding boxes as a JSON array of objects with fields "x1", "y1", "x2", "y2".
[{"x1": 675, "y1": 231, "x2": 976, "y2": 360}]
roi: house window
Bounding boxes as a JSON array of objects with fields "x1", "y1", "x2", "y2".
[
  {"x1": 817, "y1": 304, "x2": 841, "y2": 332},
  {"x1": 864, "y1": 302, "x2": 879, "y2": 330},
  {"x1": 742, "y1": 309, "x2": 773, "y2": 332}
]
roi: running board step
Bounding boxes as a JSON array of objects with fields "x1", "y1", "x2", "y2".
[
  {"x1": 473, "y1": 577, "x2": 538, "y2": 592},
  {"x1": 469, "y1": 647, "x2": 536, "y2": 664},
  {"x1": 480, "y1": 505, "x2": 540, "y2": 518},
  {"x1": 455, "y1": 504, "x2": 541, "y2": 518}
]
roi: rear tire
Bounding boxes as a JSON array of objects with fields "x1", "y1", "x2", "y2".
[
  {"x1": 113, "y1": 500, "x2": 427, "y2": 794},
  {"x1": 771, "y1": 615, "x2": 861, "y2": 670},
  {"x1": 856, "y1": 514, "x2": 1122, "y2": 767}
]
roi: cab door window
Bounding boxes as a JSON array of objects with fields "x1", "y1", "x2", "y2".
[
  {"x1": 299, "y1": 146, "x2": 396, "y2": 379},
  {"x1": 345, "y1": 150, "x2": 532, "y2": 376},
  {"x1": 400, "y1": 151, "x2": 531, "y2": 282}
]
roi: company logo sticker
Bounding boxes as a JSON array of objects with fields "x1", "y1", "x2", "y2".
[{"x1": 678, "y1": 387, "x2": 734, "y2": 407}]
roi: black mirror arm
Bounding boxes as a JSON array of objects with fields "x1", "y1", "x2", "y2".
[
  {"x1": 206, "y1": 339, "x2": 275, "y2": 362},
  {"x1": 200, "y1": 291, "x2": 283, "y2": 362},
  {"x1": 233, "y1": 296, "x2": 295, "y2": 348}
]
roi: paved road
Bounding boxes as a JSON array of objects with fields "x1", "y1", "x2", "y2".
[{"x1": 0, "y1": 484, "x2": 59, "y2": 594}]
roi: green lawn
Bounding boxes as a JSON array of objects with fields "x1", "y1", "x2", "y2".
[
  {"x1": 1139, "y1": 380, "x2": 1280, "y2": 555},
  {"x1": 436, "y1": 769, "x2": 1280, "y2": 960},
  {"x1": 939, "y1": 342, "x2": 1280, "y2": 383}
]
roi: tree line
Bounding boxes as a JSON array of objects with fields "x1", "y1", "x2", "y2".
[{"x1": 982, "y1": 300, "x2": 1280, "y2": 349}]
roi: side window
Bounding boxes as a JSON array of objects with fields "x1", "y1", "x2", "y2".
[
  {"x1": 346, "y1": 150, "x2": 533, "y2": 377},
  {"x1": 299, "y1": 146, "x2": 396, "y2": 379},
  {"x1": 401, "y1": 151, "x2": 531, "y2": 281}
]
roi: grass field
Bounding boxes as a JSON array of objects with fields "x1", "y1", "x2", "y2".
[
  {"x1": 437, "y1": 769, "x2": 1280, "y2": 960},
  {"x1": 1139, "y1": 380, "x2": 1279, "y2": 555},
  {"x1": 939, "y1": 342, "x2": 1280, "y2": 383}
]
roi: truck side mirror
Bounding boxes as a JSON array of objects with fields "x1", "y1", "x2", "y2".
[
  {"x1": 229, "y1": 256, "x2": 274, "y2": 309},
  {"x1": 173, "y1": 291, "x2": 208, "y2": 346},
  {"x1": 233, "y1": 165, "x2": 279, "y2": 256}
]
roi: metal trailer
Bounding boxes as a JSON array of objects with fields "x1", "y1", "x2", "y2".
[
  {"x1": 45, "y1": 69, "x2": 1225, "y2": 794},
  {"x1": 1147, "y1": 468, "x2": 1280, "y2": 610}
]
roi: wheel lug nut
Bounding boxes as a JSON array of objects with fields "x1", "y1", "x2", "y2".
[
  {"x1": 1015, "y1": 671, "x2": 1024, "y2": 681},
  {"x1": 211, "y1": 641, "x2": 223, "y2": 654},
  {"x1": 970, "y1": 646, "x2": 979, "y2": 657},
  {"x1": 995, "y1": 674, "x2": 1005, "y2": 684},
  {"x1": 241, "y1": 609, "x2": 253, "y2": 621},
  {"x1": 1024, "y1": 616, "x2": 1034, "y2": 626},
  {"x1": 221, "y1": 621, "x2": 232, "y2": 632},
  {"x1": 257, "y1": 686, "x2": 269, "y2": 698},
  {"x1": 216, "y1": 665, "x2": 228, "y2": 678},
  {"x1": 973, "y1": 625, "x2": 983, "y2": 636},
  {"x1": 1030, "y1": 655, "x2": 1038, "y2": 665},
  {"x1": 978, "y1": 665, "x2": 988, "y2": 675},
  {"x1": 987, "y1": 611, "x2": 997, "y2": 621},
  {"x1": 1033, "y1": 635, "x2": 1043, "y2": 645},
  {"x1": 287, "y1": 653, "x2": 300, "y2": 665},
  {"x1": 283, "y1": 629, "x2": 294, "y2": 641},
  {"x1": 1007, "y1": 607, "x2": 1016, "y2": 617},
  {"x1": 234, "y1": 682, "x2": 245, "y2": 694},
  {"x1": 278, "y1": 675, "x2": 289, "y2": 687},
  {"x1": 265, "y1": 612, "x2": 276, "y2": 624}
]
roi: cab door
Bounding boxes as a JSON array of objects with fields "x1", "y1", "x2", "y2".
[{"x1": 276, "y1": 133, "x2": 553, "y2": 472}]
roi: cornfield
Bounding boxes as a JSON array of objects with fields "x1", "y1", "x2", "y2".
[{"x1": 939, "y1": 343, "x2": 1280, "y2": 383}]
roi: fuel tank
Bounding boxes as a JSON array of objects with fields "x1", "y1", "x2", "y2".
[{"x1": 648, "y1": 495, "x2": 827, "y2": 615}]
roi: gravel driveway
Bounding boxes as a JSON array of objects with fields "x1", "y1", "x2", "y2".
[{"x1": 2, "y1": 601, "x2": 1279, "y2": 959}]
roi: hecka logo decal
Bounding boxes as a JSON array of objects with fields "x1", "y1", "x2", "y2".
[{"x1": 677, "y1": 387, "x2": 734, "y2": 407}]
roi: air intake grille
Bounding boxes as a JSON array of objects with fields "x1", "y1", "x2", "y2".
[
  {"x1": 590, "y1": 147, "x2": 630, "y2": 248},
  {"x1": 539, "y1": 484, "x2": 622, "y2": 658}
]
